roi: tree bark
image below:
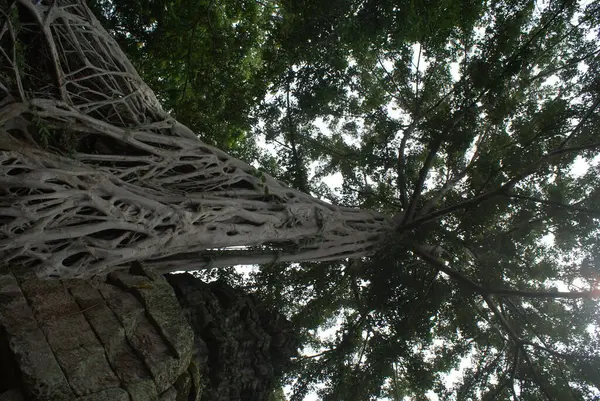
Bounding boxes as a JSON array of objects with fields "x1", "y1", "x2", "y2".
[{"x1": 0, "y1": 0, "x2": 391, "y2": 278}]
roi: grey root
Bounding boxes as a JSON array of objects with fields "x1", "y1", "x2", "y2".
[
  {"x1": 0, "y1": 0, "x2": 390, "y2": 279},
  {"x1": 0, "y1": 263, "x2": 298, "y2": 401}
]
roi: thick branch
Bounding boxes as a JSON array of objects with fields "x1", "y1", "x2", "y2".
[{"x1": 505, "y1": 192, "x2": 600, "y2": 217}]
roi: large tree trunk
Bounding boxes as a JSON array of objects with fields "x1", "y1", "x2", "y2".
[
  {"x1": 0, "y1": 0, "x2": 391, "y2": 278},
  {"x1": 0, "y1": 264, "x2": 298, "y2": 400}
]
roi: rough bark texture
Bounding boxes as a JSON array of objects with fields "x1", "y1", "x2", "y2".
[
  {"x1": 166, "y1": 273, "x2": 298, "y2": 401},
  {"x1": 0, "y1": 0, "x2": 391, "y2": 279},
  {"x1": 0, "y1": 263, "x2": 297, "y2": 401}
]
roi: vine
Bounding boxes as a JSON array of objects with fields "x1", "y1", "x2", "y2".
[{"x1": 0, "y1": 0, "x2": 391, "y2": 278}]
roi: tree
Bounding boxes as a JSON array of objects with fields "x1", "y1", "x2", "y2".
[
  {"x1": 1, "y1": 0, "x2": 600, "y2": 399},
  {"x1": 246, "y1": 0, "x2": 600, "y2": 399}
]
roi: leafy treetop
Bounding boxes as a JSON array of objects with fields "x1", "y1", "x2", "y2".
[{"x1": 88, "y1": 0, "x2": 600, "y2": 399}]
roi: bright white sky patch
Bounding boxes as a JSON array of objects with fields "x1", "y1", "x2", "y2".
[
  {"x1": 570, "y1": 154, "x2": 600, "y2": 178},
  {"x1": 321, "y1": 171, "x2": 343, "y2": 191}
]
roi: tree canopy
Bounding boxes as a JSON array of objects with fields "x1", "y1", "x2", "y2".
[{"x1": 2, "y1": 0, "x2": 600, "y2": 400}]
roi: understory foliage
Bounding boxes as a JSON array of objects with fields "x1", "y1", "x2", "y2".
[{"x1": 1, "y1": 0, "x2": 600, "y2": 400}]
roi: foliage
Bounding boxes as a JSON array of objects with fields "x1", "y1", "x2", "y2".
[
  {"x1": 196, "y1": 0, "x2": 600, "y2": 399},
  {"x1": 87, "y1": 0, "x2": 273, "y2": 158}
]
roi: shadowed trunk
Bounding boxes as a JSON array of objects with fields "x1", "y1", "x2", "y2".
[{"x1": 0, "y1": 264, "x2": 298, "y2": 400}]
